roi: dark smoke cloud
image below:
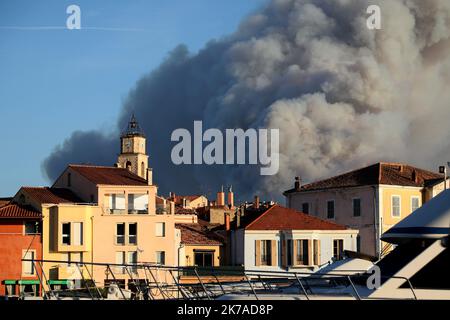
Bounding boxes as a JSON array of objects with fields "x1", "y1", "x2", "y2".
[{"x1": 43, "y1": 0, "x2": 450, "y2": 202}]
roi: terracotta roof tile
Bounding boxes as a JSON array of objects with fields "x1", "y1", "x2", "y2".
[
  {"x1": 284, "y1": 162, "x2": 443, "y2": 194},
  {"x1": 176, "y1": 222, "x2": 223, "y2": 245},
  {"x1": 69, "y1": 165, "x2": 149, "y2": 186},
  {"x1": 245, "y1": 205, "x2": 348, "y2": 231},
  {"x1": 22, "y1": 187, "x2": 83, "y2": 204},
  {"x1": 0, "y1": 204, "x2": 41, "y2": 219}
]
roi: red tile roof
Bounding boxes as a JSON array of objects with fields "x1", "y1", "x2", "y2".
[
  {"x1": 69, "y1": 165, "x2": 149, "y2": 186},
  {"x1": 22, "y1": 187, "x2": 83, "y2": 204},
  {"x1": 176, "y1": 221, "x2": 223, "y2": 245},
  {"x1": 245, "y1": 205, "x2": 348, "y2": 231},
  {"x1": 0, "y1": 198, "x2": 11, "y2": 208},
  {"x1": 284, "y1": 162, "x2": 443, "y2": 194},
  {"x1": 0, "y1": 204, "x2": 41, "y2": 219}
]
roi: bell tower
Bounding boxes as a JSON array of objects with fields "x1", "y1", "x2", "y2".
[{"x1": 116, "y1": 114, "x2": 150, "y2": 180}]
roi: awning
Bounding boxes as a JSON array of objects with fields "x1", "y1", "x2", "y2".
[
  {"x1": 3, "y1": 280, "x2": 17, "y2": 285},
  {"x1": 47, "y1": 280, "x2": 70, "y2": 285},
  {"x1": 17, "y1": 280, "x2": 40, "y2": 285}
]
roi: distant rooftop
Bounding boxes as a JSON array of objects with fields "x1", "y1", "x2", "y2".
[
  {"x1": 243, "y1": 204, "x2": 348, "y2": 231},
  {"x1": 68, "y1": 164, "x2": 149, "y2": 186},
  {"x1": 284, "y1": 162, "x2": 444, "y2": 194},
  {"x1": 0, "y1": 203, "x2": 41, "y2": 219},
  {"x1": 22, "y1": 187, "x2": 83, "y2": 204},
  {"x1": 176, "y1": 220, "x2": 223, "y2": 245}
]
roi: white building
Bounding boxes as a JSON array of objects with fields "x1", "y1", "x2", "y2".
[{"x1": 230, "y1": 205, "x2": 358, "y2": 273}]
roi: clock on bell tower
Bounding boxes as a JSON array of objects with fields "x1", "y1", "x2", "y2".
[{"x1": 116, "y1": 114, "x2": 150, "y2": 180}]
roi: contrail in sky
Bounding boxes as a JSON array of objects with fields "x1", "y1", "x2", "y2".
[{"x1": 0, "y1": 26, "x2": 153, "y2": 32}]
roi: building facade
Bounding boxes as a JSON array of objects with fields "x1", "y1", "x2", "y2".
[
  {"x1": 8, "y1": 116, "x2": 178, "y2": 292},
  {"x1": 284, "y1": 162, "x2": 447, "y2": 257},
  {"x1": 230, "y1": 205, "x2": 358, "y2": 273},
  {"x1": 0, "y1": 203, "x2": 42, "y2": 297}
]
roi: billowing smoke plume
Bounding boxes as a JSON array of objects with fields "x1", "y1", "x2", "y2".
[{"x1": 43, "y1": 0, "x2": 450, "y2": 201}]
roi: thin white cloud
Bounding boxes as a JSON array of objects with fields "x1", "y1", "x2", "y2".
[{"x1": 0, "y1": 26, "x2": 152, "y2": 32}]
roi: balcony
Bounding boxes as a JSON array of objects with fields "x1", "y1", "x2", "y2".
[{"x1": 128, "y1": 194, "x2": 148, "y2": 215}]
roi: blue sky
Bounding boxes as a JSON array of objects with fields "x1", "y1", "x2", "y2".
[{"x1": 0, "y1": 0, "x2": 268, "y2": 197}]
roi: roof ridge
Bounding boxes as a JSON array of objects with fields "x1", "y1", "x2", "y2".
[{"x1": 69, "y1": 164, "x2": 120, "y2": 169}]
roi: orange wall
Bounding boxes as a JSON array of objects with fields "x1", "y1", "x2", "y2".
[{"x1": 0, "y1": 219, "x2": 42, "y2": 295}]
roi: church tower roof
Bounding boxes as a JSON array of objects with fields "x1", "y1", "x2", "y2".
[{"x1": 121, "y1": 113, "x2": 145, "y2": 138}]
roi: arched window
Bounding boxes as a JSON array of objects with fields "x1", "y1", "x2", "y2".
[
  {"x1": 141, "y1": 162, "x2": 145, "y2": 177},
  {"x1": 126, "y1": 161, "x2": 132, "y2": 171}
]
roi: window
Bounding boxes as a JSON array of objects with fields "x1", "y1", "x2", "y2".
[
  {"x1": 327, "y1": 200, "x2": 335, "y2": 219},
  {"x1": 411, "y1": 196, "x2": 420, "y2": 213},
  {"x1": 156, "y1": 222, "x2": 165, "y2": 237},
  {"x1": 24, "y1": 221, "x2": 39, "y2": 235},
  {"x1": 116, "y1": 223, "x2": 125, "y2": 245},
  {"x1": 128, "y1": 223, "x2": 137, "y2": 245},
  {"x1": 260, "y1": 240, "x2": 272, "y2": 266},
  {"x1": 333, "y1": 239, "x2": 344, "y2": 261},
  {"x1": 302, "y1": 203, "x2": 309, "y2": 214},
  {"x1": 296, "y1": 240, "x2": 310, "y2": 265},
  {"x1": 5, "y1": 284, "x2": 16, "y2": 296},
  {"x1": 353, "y1": 198, "x2": 361, "y2": 217},
  {"x1": 356, "y1": 235, "x2": 361, "y2": 253},
  {"x1": 141, "y1": 162, "x2": 145, "y2": 178},
  {"x1": 62, "y1": 223, "x2": 71, "y2": 245},
  {"x1": 313, "y1": 239, "x2": 321, "y2": 265},
  {"x1": 115, "y1": 251, "x2": 126, "y2": 274},
  {"x1": 194, "y1": 250, "x2": 214, "y2": 267},
  {"x1": 392, "y1": 196, "x2": 401, "y2": 217},
  {"x1": 128, "y1": 251, "x2": 138, "y2": 273},
  {"x1": 67, "y1": 173, "x2": 71, "y2": 187},
  {"x1": 73, "y1": 222, "x2": 83, "y2": 246},
  {"x1": 22, "y1": 250, "x2": 35, "y2": 275},
  {"x1": 286, "y1": 240, "x2": 293, "y2": 266},
  {"x1": 156, "y1": 251, "x2": 165, "y2": 265}
]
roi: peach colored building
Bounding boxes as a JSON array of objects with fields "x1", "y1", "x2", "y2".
[{"x1": 10, "y1": 116, "x2": 179, "y2": 292}]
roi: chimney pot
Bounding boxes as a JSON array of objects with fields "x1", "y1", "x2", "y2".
[
  {"x1": 254, "y1": 195, "x2": 260, "y2": 209},
  {"x1": 227, "y1": 186, "x2": 234, "y2": 208},
  {"x1": 294, "y1": 176, "x2": 301, "y2": 190},
  {"x1": 217, "y1": 187, "x2": 225, "y2": 206}
]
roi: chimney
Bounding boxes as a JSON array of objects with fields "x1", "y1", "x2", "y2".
[
  {"x1": 182, "y1": 197, "x2": 187, "y2": 208},
  {"x1": 227, "y1": 186, "x2": 234, "y2": 208},
  {"x1": 217, "y1": 186, "x2": 225, "y2": 206},
  {"x1": 294, "y1": 176, "x2": 301, "y2": 190},
  {"x1": 399, "y1": 165, "x2": 404, "y2": 173},
  {"x1": 254, "y1": 195, "x2": 260, "y2": 209},
  {"x1": 224, "y1": 213, "x2": 230, "y2": 231},
  {"x1": 237, "y1": 205, "x2": 245, "y2": 229},
  {"x1": 147, "y1": 168, "x2": 153, "y2": 185},
  {"x1": 169, "y1": 201, "x2": 175, "y2": 215}
]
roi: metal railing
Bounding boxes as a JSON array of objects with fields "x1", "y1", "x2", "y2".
[{"x1": 21, "y1": 259, "x2": 417, "y2": 301}]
